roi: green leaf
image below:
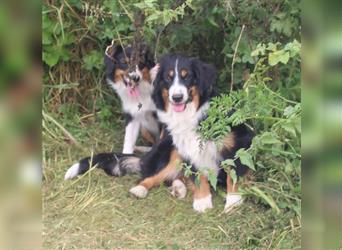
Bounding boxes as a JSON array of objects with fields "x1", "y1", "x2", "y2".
[
  {"x1": 221, "y1": 159, "x2": 236, "y2": 168},
  {"x1": 194, "y1": 175, "x2": 200, "y2": 187},
  {"x1": 284, "y1": 40, "x2": 301, "y2": 57},
  {"x1": 43, "y1": 50, "x2": 60, "y2": 67},
  {"x1": 284, "y1": 105, "x2": 295, "y2": 117},
  {"x1": 268, "y1": 50, "x2": 290, "y2": 66},
  {"x1": 208, "y1": 170, "x2": 218, "y2": 190},
  {"x1": 230, "y1": 169, "x2": 237, "y2": 185},
  {"x1": 83, "y1": 50, "x2": 103, "y2": 71},
  {"x1": 146, "y1": 13, "x2": 160, "y2": 23},
  {"x1": 133, "y1": 2, "x2": 147, "y2": 9},
  {"x1": 250, "y1": 186, "x2": 280, "y2": 214},
  {"x1": 266, "y1": 42, "x2": 278, "y2": 52},
  {"x1": 281, "y1": 121, "x2": 296, "y2": 136},
  {"x1": 251, "y1": 43, "x2": 266, "y2": 57},
  {"x1": 236, "y1": 148, "x2": 255, "y2": 171},
  {"x1": 260, "y1": 132, "x2": 281, "y2": 145},
  {"x1": 208, "y1": 16, "x2": 219, "y2": 28},
  {"x1": 42, "y1": 32, "x2": 52, "y2": 45}
]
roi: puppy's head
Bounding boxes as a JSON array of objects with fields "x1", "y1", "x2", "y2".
[
  {"x1": 152, "y1": 54, "x2": 216, "y2": 112},
  {"x1": 104, "y1": 42, "x2": 155, "y2": 97}
]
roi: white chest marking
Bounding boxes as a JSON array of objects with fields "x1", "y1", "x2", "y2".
[
  {"x1": 108, "y1": 79, "x2": 156, "y2": 116},
  {"x1": 157, "y1": 102, "x2": 220, "y2": 175}
]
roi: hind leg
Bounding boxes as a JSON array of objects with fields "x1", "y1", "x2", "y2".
[{"x1": 129, "y1": 149, "x2": 181, "y2": 198}]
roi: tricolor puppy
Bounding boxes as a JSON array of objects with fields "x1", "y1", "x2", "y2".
[
  {"x1": 129, "y1": 54, "x2": 254, "y2": 213},
  {"x1": 104, "y1": 42, "x2": 160, "y2": 154},
  {"x1": 64, "y1": 43, "x2": 160, "y2": 180}
]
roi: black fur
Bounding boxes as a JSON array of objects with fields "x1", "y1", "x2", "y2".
[
  {"x1": 104, "y1": 44, "x2": 155, "y2": 83},
  {"x1": 146, "y1": 54, "x2": 254, "y2": 188},
  {"x1": 123, "y1": 112, "x2": 133, "y2": 126},
  {"x1": 70, "y1": 153, "x2": 141, "y2": 178},
  {"x1": 104, "y1": 45, "x2": 130, "y2": 81},
  {"x1": 139, "y1": 133, "x2": 175, "y2": 179},
  {"x1": 190, "y1": 58, "x2": 217, "y2": 105},
  {"x1": 152, "y1": 54, "x2": 217, "y2": 111}
]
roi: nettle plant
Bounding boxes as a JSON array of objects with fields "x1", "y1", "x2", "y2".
[{"x1": 192, "y1": 40, "x2": 301, "y2": 215}]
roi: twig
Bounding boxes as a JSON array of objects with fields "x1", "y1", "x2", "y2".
[
  {"x1": 117, "y1": 0, "x2": 134, "y2": 23},
  {"x1": 63, "y1": 0, "x2": 88, "y2": 29},
  {"x1": 230, "y1": 24, "x2": 245, "y2": 92},
  {"x1": 154, "y1": 26, "x2": 166, "y2": 63},
  {"x1": 42, "y1": 111, "x2": 79, "y2": 146}
]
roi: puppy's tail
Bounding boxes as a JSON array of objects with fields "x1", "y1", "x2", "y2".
[{"x1": 64, "y1": 153, "x2": 141, "y2": 180}]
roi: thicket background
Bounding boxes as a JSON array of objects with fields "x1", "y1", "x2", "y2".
[{"x1": 43, "y1": 0, "x2": 301, "y2": 249}]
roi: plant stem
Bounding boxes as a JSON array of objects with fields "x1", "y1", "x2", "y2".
[{"x1": 230, "y1": 24, "x2": 245, "y2": 92}]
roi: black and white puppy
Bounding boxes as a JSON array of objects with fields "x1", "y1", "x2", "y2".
[
  {"x1": 64, "y1": 43, "x2": 160, "y2": 180},
  {"x1": 104, "y1": 42, "x2": 160, "y2": 154},
  {"x1": 129, "y1": 54, "x2": 254, "y2": 213}
]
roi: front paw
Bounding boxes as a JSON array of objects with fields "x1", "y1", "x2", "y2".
[
  {"x1": 224, "y1": 193, "x2": 243, "y2": 213},
  {"x1": 129, "y1": 185, "x2": 148, "y2": 198},
  {"x1": 193, "y1": 195, "x2": 213, "y2": 213},
  {"x1": 170, "y1": 179, "x2": 187, "y2": 199}
]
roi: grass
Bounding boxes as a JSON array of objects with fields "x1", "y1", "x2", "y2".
[{"x1": 42, "y1": 111, "x2": 300, "y2": 249}]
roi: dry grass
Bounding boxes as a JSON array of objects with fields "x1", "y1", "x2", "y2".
[{"x1": 42, "y1": 116, "x2": 300, "y2": 249}]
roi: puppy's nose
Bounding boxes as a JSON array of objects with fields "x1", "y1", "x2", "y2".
[
  {"x1": 132, "y1": 75, "x2": 140, "y2": 82},
  {"x1": 172, "y1": 94, "x2": 184, "y2": 103},
  {"x1": 129, "y1": 72, "x2": 140, "y2": 82}
]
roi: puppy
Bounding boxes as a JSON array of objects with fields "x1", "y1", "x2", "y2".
[
  {"x1": 104, "y1": 41, "x2": 160, "y2": 154},
  {"x1": 64, "y1": 42, "x2": 160, "y2": 180},
  {"x1": 129, "y1": 54, "x2": 254, "y2": 213}
]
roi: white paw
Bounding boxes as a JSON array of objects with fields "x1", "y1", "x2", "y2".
[
  {"x1": 129, "y1": 185, "x2": 148, "y2": 198},
  {"x1": 64, "y1": 163, "x2": 80, "y2": 180},
  {"x1": 170, "y1": 179, "x2": 187, "y2": 199},
  {"x1": 193, "y1": 195, "x2": 213, "y2": 213},
  {"x1": 224, "y1": 193, "x2": 243, "y2": 213}
]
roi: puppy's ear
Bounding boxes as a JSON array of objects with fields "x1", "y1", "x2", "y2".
[
  {"x1": 191, "y1": 58, "x2": 217, "y2": 99},
  {"x1": 152, "y1": 66, "x2": 165, "y2": 110},
  {"x1": 104, "y1": 43, "x2": 123, "y2": 80},
  {"x1": 150, "y1": 63, "x2": 160, "y2": 83},
  {"x1": 143, "y1": 45, "x2": 155, "y2": 69}
]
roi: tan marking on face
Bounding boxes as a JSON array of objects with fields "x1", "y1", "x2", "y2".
[
  {"x1": 181, "y1": 69, "x2": 188, "y2": 78},
  {"x1": 139, "y1": 149, "x2": 181, "y2": 190},
  {"x1": 189, "y1": 175, "x2": 211, "y2": 199},
  {"x1": 162, "y1": 88, "x2": 169, "y2": 111},
  {"x1": 141, "y1": 67, "x2": 151, "y2": 82},
  {"x1": 168, "y1": 70, "x2": 174, "y2": 79},
  {"x1": 189, "y1": 86, "x2": 200, "y2": 110},
  {"x1": 114, "y1": 69, "x2": 127, "y2": 83}
]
